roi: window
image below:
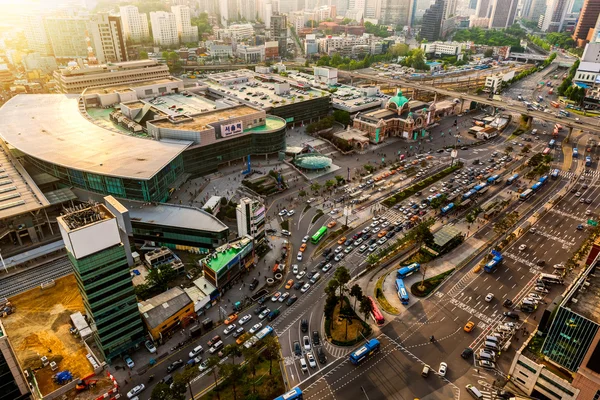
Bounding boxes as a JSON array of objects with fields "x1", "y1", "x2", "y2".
[
  {"x1": 517, "y1": 360, "x2": 538, "y2": 373},
  {"x1": 516, "y1": 377, "x2": 526, "y2": 384},
  {"x1": 539, "y1": 373, "x2": 575, "y2": 396},
  {"x1": 519, "y1": 371, "x2": 529, "y2": 377}
]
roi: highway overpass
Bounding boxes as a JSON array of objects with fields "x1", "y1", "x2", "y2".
[{"x1": 339, "y1": 70, "x2": 598, "y2": 135}]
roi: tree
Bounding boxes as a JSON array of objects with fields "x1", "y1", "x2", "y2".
[
  {"x1": 333, "y1": 266, "x2": 351, "y2": 305},
  {"x1": 191, "y1": 12, "x2": 213, "y2": 36},
  {"x1": 412, "y1": 222, "x2": 434, "y2": 247},
  {"x1": 139, "y1": 50, "x2": 149, "y2": 60},
  {"x1": 223, "y1": 343, "x2": 242, "y2": 364},
  {"x1": 206, "y1": 356, "x2": 222, "y2": 400},
  {"x1": 299, "y1": 190, "x2": 306, "y2": 197},
  {"x1": 334, "y1": 175, "x2": 345, "y2": 185},
  {"x1": 484, "y1": 48, "x2": 494, "y2": 58},
  {"x1": 325, "y1": 179, "x2": 336, "y2": 190},
  {"x1": 521, "y1": 144, "x2": 532, "y2": 154},
  {"x1": 262, "y1": 336, "x2": 280, "y2": 375},
  {"x1": 151, "y1": 383, "x2": 182, "y2": 400},
  {"x1": 310, "y1": 182, "x2": 321, "y2": 193},
  {"x1": 241, "y1": 347, "x2": 260, "y2": 394},
  {"x1": 333, "y1": 110, "x2": 351, "y2": 126},
  {"x1": 147, "y1": 265, "x2": 178, "y2": 292},
  {"x1": 219, "y1": 363, "x2": 243, "y2": 400},
  {"x1": 418, "y1": 265, "x2": 428, "y2": 291},
  {"x1": 359, "y1": 296, "x2": 372, "y2": 323},
  {"x1": 172, "y1": 367, "x2": 197, "y2": 400},
  {"x1": 389, "y1": 43, "x2": 409, "y2": 57},
  {"x1": 325, "y1": 278, "x2": 339, "y2": 298},
  {"x1": 349, "y1": 284, "x2": 363, "y2": 311},
  {"x1": 504, "y1": 146, "x2": 513, "y2": 156}
]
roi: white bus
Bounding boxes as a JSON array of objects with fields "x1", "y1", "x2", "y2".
[{"x1": 539, "y1": 273, "x2": 563, "y2": 285}]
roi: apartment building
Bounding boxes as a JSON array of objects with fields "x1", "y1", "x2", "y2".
[
  {"x1": 236, "y1": 197, "x2": 266, "y2": 244},
  {"x1": 88, "y1": 14, "x2": 128, "y2": 63},
  {"x1": 171, "y1": 5, "x2": 198, "y2": 44},
  {"x1": 420, "y1": 41, "x2": 464, "y2": 56},
  {"x1": 217, "y1": 23, "x2": 255, "y2": 41},
  {"x1": 23, "y1": 13, "x2": 53, "y2": 56},
  {"x1": 119, "y1": 5, "x2": 150, "y2": 43},
  {"x1": 150, "y1": 11, "x2": 179, "y2": 47}
]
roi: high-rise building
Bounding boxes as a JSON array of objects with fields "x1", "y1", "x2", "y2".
[
  {"x1": 380, "y1": 0, "x2": 412, "y2": 26},
  {"x1": 88, "y1": 14, "x2": 128, "y2": 63},
  {"x1": 23, "y1": 13, "x2": 53, "y2": 56},
  {"x1": 271, "y1": 13, "x2": 287, "y2": 58},
  {"x1": 57, "y1": 201, "x2": 145, "y2": 363},
  {"x1": 239, "y1": 0, "x2": 258, "y2": 21},
  {"x1": 421, "y1": 0, "x2": 444, "y2": 41},
  {"x1": 521, "y1": 0, "x2": 533, "y2": 18},
  {"x1": 573, "y1": 0, "x2": 600, "y2": 46},
  {"x1": 150, "y1": 11, "x2": 179, "y2": 47},
  {"x1": 171, "y1": 5, "x2": 199, "y2": 44},
  {"x1": 119, "y1": 5, "x2": 150, "y2": 43},
  {"x1": 0, "y1": 322, "x2": 30, "y2": 400},
  {"x1": 541, "y1": 0, "x2": 570, "y2": 32},
  {"x1": 476, "y1": 0, "x2": 492, "y2": 17},
  {"x1": 236, "y1": 197, "x2": 266, "y2": 244},
  {"x1": 197, "y1": 0, "x2": 218, "y2": 14},
  {"x1": 219, "y1": 0, "x2": 238, "y2": 27},
  {"x1": 443, "y1": 0, "x2": 458, "y2": 19},
  {"x1": 527, "y1": 0, "x2": 547, "y2": 22},
  {"x1": 488, "y1": 0, "x2": 518, "y2": 28},
  {"x1": 365, "y1": 0, "x2": 382, "y2": 20},
  {"x1": 44, "y1": 15, "x2": 90, "y2": 60}
]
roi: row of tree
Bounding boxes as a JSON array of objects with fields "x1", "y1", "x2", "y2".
[{"x1": 453, "y1": 27, "x2": 525, "y2": 52}]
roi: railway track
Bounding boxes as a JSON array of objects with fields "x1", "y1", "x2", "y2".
[{"x1": 0, "y1": 256, "x2": 73, "y2": 298}]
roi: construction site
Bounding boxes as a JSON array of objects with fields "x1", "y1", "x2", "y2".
[{"x1": 1, "y1": 274, "x2": 98, "y2": 397}]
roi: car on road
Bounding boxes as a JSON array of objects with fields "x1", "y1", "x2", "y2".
[
  {"x1": 167, "y1": 359, "x2": 184, "y2": 373},
  {"x1": 528, "y1": 293, "x2": 543, "y2": 301},
  {"x1": 327, "y1": 220, "x2": 337, "y2": 228},
  {"x1": 232, "y1": 327, "x2": 245, "y2": 338},
  {"x1": 145, "y1": 340, "x2": 156, "y2": 354},
  {"x1": 377, "y1": 237, "x2": 388, "y2": 245},
  {"x1": 198, "y1": 360, "x2": 210, "y2": 372},
  {"x1": 485, "y1": 293, "x2": 494, "y2": 302},
  {"x1": 278, "y1": 209, "x2": 288, "y2": 217},
  {"x1": 292, "y1": 264, "x2": 299, "y2": 274},
  {"x1": 271, "y1": 292, "x2": 281, "y2": 302},
  {"x1": 300, "y1": 358, "x2": 308, "y2": 373},
  {"x1": 334, "y1": 253, "x2": 345, "y2": 262},
  {"x1": 303, "y1": 335, "x2": 311, "y2": 351},
  {"x1": 285, "y1": 279, "x2": 294, "y2": 289},
  {"x1": 207, "y1": 335, "x2": 221, "y2": 347},
  {"x1": 301, "y1": 283, "x2": 311, "y2": 293},
  {"x1": 259, "y1": 308, "x2": 271, "y2": 320},
  {"x1": 127, "y1": 384, "x2": 145, "y2": 399},
  {"x1": 577, "y1": 224, "x2": 584, "y2": 230},
  {"x1": 189, "y1": 345, "x2": 204, "y2": 359},
  {"x1": 125, "y1": 356, "x2": 135, "y2": 369},
  {"x1": 334, "y1": 245, "x2": 343, "y2": 253},
  {"x1": 518, "y1": 244, "x2": 527, "y2": 251},
  {"x1": 478, "y1": 349, "x2": 496, "y2": 360},
  {"x1": 322, "y1": 263, "x2": 333, "y2": 272},
  {"x1": 224, "y1": 324, "x2": 237, "y2": 335},
  {"x1": 239, "y1": 314, "x2": 252, "y2": 325},
  {"x1": 307, "y1": 352, "x2": 317, "y2": 368},
  {"x1": 287, "y1": 210, "x2": 295, "y2": 217},
  {"x1": 354, "y1": 238, "x2": 363, "y2": 246},
  {"x1": 438, "y1": 362, "x2": 447, "y2": 377},
  {"x1": 312, "y1": 330, "x2": 321, "y2": 345},
  {"x1": 249, "y1": 323, "x2": 263, "y2": 334},
  {"x1": 281, "y1": 230, "x2": 291, "y2": 236},
  {"x1": 503, "y1": 299, "x2": 513, "y2": 307},
  {"x1": 344, "y1": 245, "x2": 354, "y2": 254},
  {"x1": 358, "y1": 244, "x2": 368, "y2": 253},
  {"x1": 337, "y1": 237, "x2": 347, "y2": 245},
  {"x1": 461, "y1": 348, "x2": 473, "y2": 359},
  {"x1": 302, "y1": 235, "x2": 309, "y2": 243},
  {"x1": 317, "y1": 347, "x2": 327, "y2": 364},
  {"x1": 344, "y1": 239, "x2": 353, "y2": 246},
  {"x1": 296, "y1": 271, "x2": 306, "y2": 280},
  {"x1": 503, "y1": 311, "x2": 520, "y2": 320},
  {"x1": 287, "y1": 295, "x2": 298, "y2": 306},
  {"x1": 535, "y1": 286, "x2": 549, "y2": 294},
  {"x1": 477, "y1": 360, "x2": 496, "y2": 369},
  {"x1": 368, "y1": 244, "x2": 378, "y2": 252},
  {"x1": 299, "y1": 243, "x2": 307, "y2": 252},
  {"x1": 330, "y1": 209, "x2": 339, "y2": 215},
  {"x1": 294, "y1": 280, "x2": 304, "y2": 290},
  {"x1": 254, "y1": 305, "x2": 266, "y2": 315},
  {"x1": 294, "y1": 341, "x2": 302, "y2": 356},
  {"x1": 279, "y1": 292, "x2": 290, "y2": 302},
  {"x1": 464, "y1": 321, "x2": 475, "y2": 332},
  {"x1": 297, "y1": 251, "x2": 303, "y2": 261}
]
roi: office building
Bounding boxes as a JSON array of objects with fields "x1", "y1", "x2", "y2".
[
  {"x1": 236, "y1": 197, "x2": 266, "y2": 244},
  {"x1": 219, "y1": 0, "x2": 239, "y2": 27},
  {"x1": 236, "y1": 45, "x2": 265, "y2": 63},
  {"x1": 476, "y1": 0, "x2": 492, "y2": 17},
  {"x1": 443, "y1": 0, "x2": 458, "y2": 19},
  {"x1": 119, "y1": 5, "x2": 150, "y2": 43},
  {"x1": 217, "y1": 23, "x2": 255, "y2": 41},
  {"x1": 380, "y1": 0, "x2": 412, "y2": 26},
  {"x1": 53, "y1": 59, "x2": 171, "y2": 94},
  {"x1": 573, "y1": 0, "x2": 600, "y2": 46},
  {"x1": 171, "y1": 5, "x2": 198, "y2": 44},
  {"x1": 365, "y1": 0, "x2": 382, "y2": 20},
  {"x1": 22, "y1": 52, "x2": 57, "y2": 75},
  {"x1": 23, "y1": 14, "x2": 52, "y2": 56},
  {"x1": 271, "y1": 14, "x2": 288, "y2": 58},
  {"x1": 421, "y1": 41, "x2": 464, "y2": 56},
  {"x1": 239, "y1": 0, "x2": 258, "y2": 22},
  {"x1": 200, "y1": 236, "x2": 254, "y2": 290},
  {"x1": 421, "y1": 0, "x2": 444, "y2": 42},
  {"x1": 58, "y1": 202, "x2": 146, "y2": 363},
  {"x1": 0, "y1": 322, "x2": 29, "y2": 400},
  {"x1": 150, "y1": 11, "x2": 179, "y2": 47},
  {"x1": 88, "y1": 14, "x2": 128, "y2": 63},
  {"x1": 527, "y1": 0, "x2": 547, "y2": 22},
  {"x1": 488, "y1": 0, "x2": 518, "y2": 28},
  {"x1": 541, "y1": 0, "x2": 570, "y2": 32}
]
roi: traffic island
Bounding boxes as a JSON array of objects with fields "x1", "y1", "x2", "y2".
[
  {"x1": 374, "y1": 272, "x2": 400, "y2": 315},
  {"x1": 324, "y1": 297, "x2": 372, "y2": 346},
  {"x1": 410, "y1": 268, "x2": 455, "y2": 297}
]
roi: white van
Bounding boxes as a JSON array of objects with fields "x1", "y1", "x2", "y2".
[
  {"x1": 300, "y1": 358, "x2": 308, "y2": 373},
  {"x1": 484, "y1": 341, "x2": 499, "y2": 351},
  {"x1": 310, "y1": 273, "x2": 321, "y2": 284},
  {"x1": 466, "y1": 384, "x2": 483, "y2": 399},
  {"x1": 209, "y1": 341, "x2": 224, "y2": 354},
  {"x1": 189, "y1": 345, "x2": 204, "y2": 359}
]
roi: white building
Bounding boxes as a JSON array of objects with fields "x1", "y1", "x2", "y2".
[
  {"x1": 305, "y1": 34, "x2": 318, "y2": 56},
  {"x1": 171, "y1": 5, "x2": 198, "y2": 44},
  {"x1": 236, "y1": 197, "x2": 266, "y2": 244},
  {"x1": 318, "y1": 34, "x2": 383, "y2": 57},
  {"x1": 236, "y1": 45, "x2": 265, "y2": 62},
  {"x1": 314, "y1": 66, "x2": 338, "y2": 85},
  {"x1": 217, "y1": 24, "x2": 255, "y2": 41},
  {"x1": 119, "y1": 5, "x2": 150, "y2": 43},
  {"x1": 420, "y1": 41, "x2": 464, "y2": 57},
  {"x1": 239, "y1": 0, "x2": 257, "y2": 22},
  {"x1": 208, "y1": 43, "x2": 233, "y2": 59},
  {"x1": 150, "y1": 11, "x2": 179, "y2": 47}
]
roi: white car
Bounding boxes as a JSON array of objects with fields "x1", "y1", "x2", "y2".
[
  {"x1": 485, "y1": 293, "x2": 494, "y2": 302},
  {"x1": 322, "y1": 263, "x2": 332, "y2": 272},
  {"x1": 224, "y1": 323, "x2": 237, "y2": 335},
  {"x1": 281, "y1": 230, "x2": 291, "y2": 236},
  {"x1": 271, "y1": 292, "x2": 281, "y2": 302},
  {"x1": 127, "y1": 384, "x2": 145, "y2": 399},
  {"x1": 287, "y1": 210, "x2": 296, "y2": 217},
  {"x1": 198, "y1": 360, "x2": 210, "y2": 372},
  {"x1": 292, "y1": 264, "x2": 299, "y2": 274},
  {"x1": 334, "y1": 246, "x2": 343, "y2": 253},
  {"x1": 438, "y1": 362, "x2": 448, "y2": 377},
  {"x1": 358, "y1": 244, "x2": 368, "y2": 253},
  {"x1": 372, "y1": 227, "x2": 381, "y2": 233},
  {"x1": 528, "y1": 293, "x2": 543, "y2": 301},
  {"x1": 303, "y1": 335, "x2": 311, "y2": 351},
  {"x1": 297, "y1": 251, "x2": 303, "y2": 261},
  {"x1": 259, "y1": 309, "x2": 271, "y2": 320},
  {"x1": 334, "y1": 253, "x2": 345, "y2": 262},
  {"x1": 518, "y1": 244, "x2": 527, "y2": 251},
  {"x1": 301, "y1": 283, "x2": 311, "y2": 293},
  {"x1": 279, "y1": 292, "x2": 290, "y2": 302},
  {"x1": 354, "y1": 238, "x2": 363, "y2": 246},
  {"x1": 302, "y1": 235, "x2": 309, "y2": 243},
  {"x1": 296, "y1": 270, "x2": 306, "y2": 280},
  {"x1": 249, "y1": 323, "x2": 263, "y2": 334},
  {"x1": 145, "y1": 340, "x2": 157, "y2": 354},
  {"x1": 307, "y1": 352, "x2": 317, "y2": 368},
  {"x1": 239, "y1": 314, "x2": 252, "y2": 325},
  {"x1": 278, "y1": 209, "x2": 288, "y2": 217}
]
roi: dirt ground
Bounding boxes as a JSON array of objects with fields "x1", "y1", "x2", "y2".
[
  {"x1": 2, "y1": 275, "x2": 94, "y2": 396},
  {"x1": 65, "y1": 374, "x2": 117, "y2": 400}
]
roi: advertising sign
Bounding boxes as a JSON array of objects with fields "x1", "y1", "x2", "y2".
[{"x1": 222, "y1": 121, "x2": 243, "y2": 137}]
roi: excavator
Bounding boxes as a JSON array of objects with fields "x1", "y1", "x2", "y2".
[{"x1": 76, "y1": 373, "x2": 98, "y2": 391}]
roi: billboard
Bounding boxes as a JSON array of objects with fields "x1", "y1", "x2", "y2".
[{"x1": 222, "y1": 121, "x2": 243, "y2": 137}]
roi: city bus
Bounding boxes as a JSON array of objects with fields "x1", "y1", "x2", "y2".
[
  {"x1": 573, "y1": 148, "x2": 579, "y2": 158},
  {"x1": 397, "y1": 262, "x2": 420, "y2": 278},
  {"x1": 310, "y1": 226, "x2": 327, "y2": 244},
  {"x1": 559, "y1": 110, "x2": 570, "y2": 117},
  {"x1": 586, "y1": 156, "x2": 592, "y2": 167},
  {"x1": 539, "y1": 273, "x2": 564, "y2": 285},
  {"x1": 487, "y1": 175, "x2": 500, "y2": 184},
  {"x1": 350, "y1": 190, "x2": 363, "y2": 198},
  {"x1": 367, "y1": 296, "x2": 385, "y2": 326},
  {"x1": 255, "y1": 325, "x2": 274, "y2": 340},
  {"x1": 549, "y1": 139, "x2": 556, "y2": 148},
  {"x1": 274, "y1": 388, "x2": 303, "y2": 400},
  {"x1": 396, "y1": 279, "x2": 409, "y2": 305},
  {"x1": 507, "y1": 174, "x2": 519, "y2": 185},
  {"x1": 550, "y1": 101, "x2": 560, "y2": 108},
  {"x1": 542, "y1": 147, "x2": 551, "y2": 156},
  {"x1": 349, "y1": 338, "x2": 381, "y2": 365},
  {"x1": 551, "y1": 169, "x2": 560, "y2": 179},
  {"x1": 520, "y1": 189, "x2": 533, "y2": 201},
  {"x1": 441, "y1": 203, "x2": 455, "y2": 215}
]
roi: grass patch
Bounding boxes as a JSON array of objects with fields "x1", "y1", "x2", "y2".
[
  {"x1": 382, "y1": 163, "x2": 462, "y2": 207},
  {"x1": 280, "y1": 219, "x2": 289, "y2": 231},
  {"x1": 201, "y1": 356, "x2": 285, "y2": 400},
  {"x1": 410, "y1": 268, "x2": 455, "y2": 297},
  {"x1": 303, "y1": 204, "x2": 311, "y2": 213},
  {"x1": 403, "y1": 249, "x2": 435, "y2": 265},
  {"x1": 328, "y1": 297, "x2": 370, "y2": 344},
  {"x1": 311, "y1": 210, "x2": 325, "y2": 224},
  {"x1": 375, "y1": 273, "x2": 399, "y2": 314}
]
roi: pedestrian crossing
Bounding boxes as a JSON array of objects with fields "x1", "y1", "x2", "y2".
[
  {"x1": 322, "y1": 340, "x2": 351, "y2": 358},
  {"x1": 561, "y1": 169, "x2": 600, "y2": 179}
]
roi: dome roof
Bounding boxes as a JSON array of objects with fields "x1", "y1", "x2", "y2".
[{"x1": 389, "y1": 90, "x2": 409, "y2": 108}]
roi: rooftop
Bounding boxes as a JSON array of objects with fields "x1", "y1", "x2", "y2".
[
  {"x1": 60, "y1": 203, "x2": 113, "y2": 232},
  {"x1": 152, "y1": 105, "x2": 260, "y2": 132},
  {"x1": 0, "y1": 95, "x2": 190, "y2": 180},
  {"x1": 84, "y1": 78, "x2": 178, "y2": 95},
  {"x1": 203, "y1": 236, "x2": 253, "y2": 272},
  {"x1": 58, "y1": 59, "x2": 165, "y2": 77},
  {"x1": 562, "y1": 260, "x2": 600, "y2": 324},
  {"x1": 138, "y1": 287, "x2": 192, "y2": 329}
]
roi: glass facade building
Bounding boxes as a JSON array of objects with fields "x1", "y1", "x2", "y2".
[{"x1": 131, "y1": 220, "x2": 229, "y2": 251}]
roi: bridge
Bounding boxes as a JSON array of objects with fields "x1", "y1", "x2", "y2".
[
  {"x1": 339, "y1": 70, "x2": 598, "y2": 135},
  {"x1": 508, "y1": 53, "x2": 548, "y2": 62}
]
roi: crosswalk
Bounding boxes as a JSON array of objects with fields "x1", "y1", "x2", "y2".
[
  {"x1": 562, "y1": 169, "x2": 600, "y2": 179},
  {"x1": 322, "y1": 340, "x2": 351, "y2": 358}
]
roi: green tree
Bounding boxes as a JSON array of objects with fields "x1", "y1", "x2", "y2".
[
  {"x1": 389, "y1": 43, "x2": 409, "y2": 57},
  {"x1": 484, "y1": 48, "x2": 494, "y2": 58},
  {"x1": 219, "y1": 363, "x2": 243, "y2": 400},
  {"x1": 223, "y1": 343, "x2": 242, "y2": 364},
  {"x1": 191, "y1": 12, "x2": 213, "y2": 36},
  {"x1": 262, "y1": 336, "x2": 280, "y2": 375},
  {"x1": 359, "y1": 296, "x2": 372, "y2": 323},
  {"x1": 333, "y1": 109, "x2": 351, "y2": 126},
  {"x1": 172, "y1": 367, "x2": 197, "y2": 400},
  {"x1": 412, "y1": 222, "x2": 434, "y2": 247},
  {"x1": 241, "y1": 347, "x2": 260, "y2": 394},
  {"x1": 310, "y1": 182, "x2": 321, "y2": 192},
  {"x1": 333, "y1": 266, "x2": 351, "y2": 305},
  {"x1": 206, "y1": 356, "x2": 222, "y2": 400},
  {"x1": 325, "y1": 179, "x2": 336, "y2": 190},
  {"x1": 151, "y1": 383, "x2": 182, "y2": 400},
  {"x1": 139, "y1": 50, "x2": 149, "y2": 59},
  {"x1": 335, "y1": 175, "x2": 345, "y2": 185},
  {"x1": 147, "y1": 265, "x2": 178, "y2": 292},
  {"x1": 504, "y1": 146, "x2": 513, "y2": 156},
  {"x1": 349, "y1": 284, "x2": 363, "y2": 311}
]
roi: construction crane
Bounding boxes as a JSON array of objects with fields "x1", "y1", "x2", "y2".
[{"x1": 85, "y1": 31, "x2": 98, "y2": 65}]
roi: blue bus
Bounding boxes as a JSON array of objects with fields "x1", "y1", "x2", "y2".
[
  {"x1": 484, "y1": 250, "x2": 503, "y2": 273},
  {"x1": 538, "y1": 175, "x2": 548, "y2": 185},
  {"x1": 396, "y1": 279, "x2": 409, "y2": 305},
  {"x1": 349, "y1": 339, "x2": 381, "y2": 365},
  {"x1": 507, "y1": 174, "x2": 519, "y2": 185},
  {"x1": 487, "y1": 175, "x2": 500, "y2": 184},
  {"x1": 586, "y1": 156, "x2": 592, "y2": 167},
  {"x1": 397, "y1": 262, "x2": 420, "y2": 278},
  {"x1": 441, "y1": 203, "x2": 455, "y2": 215},
  {"x1": 473, "y1": 183, "x2": 487, "y2": 192},
  {"x1": 573, "y1": 148, "x2": 579, "y2": 158},
  {"x1": 462, "y1": 190, "x2": 476, "y2": 200},
  {"x1": 256, "y1": 325, "x2": 274, "y2": 340},
  {"x1": 274, "y1": 388, "x2": 303, "y2": 400},
  {"x1": 551, "y1": 169, "x2": 560, "y2": 179},
  {"x1": 532, "y1": 182, "x2": 542, "y2": 191},
  {"x1": 549, "y1": 139, "x2": 556, "y2": 148}
]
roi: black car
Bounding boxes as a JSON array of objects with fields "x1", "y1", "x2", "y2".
[
  {"x1": 461, "y1": 146, "x2": 468, "y2": 150},
  {"x1": 394, "y1": 225, "x2": 403, "y2": 232},
  {"x1": 258, "y1": 296, "x2": 267, "y2": 305},
  {"x1": 317, "y1": 347, "x2": 327, "y2": 364},
  {"x1": 363, "y1": 233, "x2": 372, "y2": 240},
  {"x1": 249, "y1": 278, "x2": 259, "y2": 290},
  {"x1": 232, "y1": 327, "x2": 245, "y2": 338},
  {"x1": 322, "y1": 248, "x2": 332, "y2": 257},
  {"x1": 160, "y1": 374, "x2": 173, "y2": 385},
  {"x1": 167, "y1": 359, "x2": 184, "y2": 373},
  {"x1": 294, "y1": 281, "x2": 304, "y2": 290},
  {"x1": 254, "y1": 305, "x2": 267, "y2": 315},
  {"x1": 287, "y1": 295, "x2": 298, "y2": 306},
  {"x1": 436, "y1": 148, "x2": 445, "y2": 153},
  {"x1": 504, "y1": 311, "x2": 520, "y2": 320},
  {"x1": 307, "y1": 271, "x2": 315, "y2": 280},
  {"x1": 344, "y1": 239, "x2": 353, "y2": 246},
  {"x1": 317, "y1": 260, "x2": 326, "y2": 269},
  {"x1": 369, "y1": 238, "x2": 377, "y2": 245},
  {"x1": 266, "y1": 228, "x2": 277, "y2": 235},
  {"x1": 503, "y1": 299, "x2": 513, "y2": 307},
  {"x1": 461, "y1": 347, "x2": 473, "y2": 359},
  {"x1": 325, "y1": 254, "x2": 333, "y2": 262},
  {"x1": 386, "y1": 231, "x2": 395, "y2": 238},
  {"x1": 294, "y1": 341, "x2": 302, "y2": 356},
  {"x1": 312, "y1": 331, "x2": 320, "y2": 345},
  {"x1": 301, "y1": 319, "x2": 308, "y2": 333}
]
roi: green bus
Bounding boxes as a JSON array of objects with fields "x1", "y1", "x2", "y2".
[{"x1": 311, "y1": 226, "x2": 328, "y2": 244}]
